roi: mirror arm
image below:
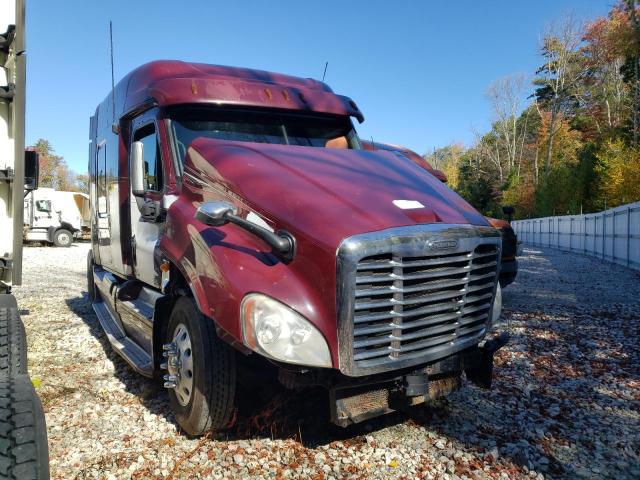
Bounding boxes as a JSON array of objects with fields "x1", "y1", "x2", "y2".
[
  {"x1": 226, "y1": 213, "x2": 296, "y2": 262},
  {"x1": 195, "y1": 201, "x2": 296, "y2": 262}
]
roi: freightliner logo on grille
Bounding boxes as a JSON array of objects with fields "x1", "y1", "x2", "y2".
[{"x1": 427, "y1": 239, "x2": 458, "y2": 250}]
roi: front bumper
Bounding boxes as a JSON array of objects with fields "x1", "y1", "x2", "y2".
[
  {"x1": 500, "y1": 258, "x2": 518, "y2": 275},
  {"x1": 499, "y1": 258, "x2": 518, "y2": 286},
  {"x1": 329, "y1": 331, "x2": 510, "y2": 426},
  {"x1": 465, "y1": 331, "x2": 510, "y2": 389}
]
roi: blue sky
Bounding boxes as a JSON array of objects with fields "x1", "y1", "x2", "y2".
[{"x1": 26, "y1": 0, "x2": 612, "y2": 173}]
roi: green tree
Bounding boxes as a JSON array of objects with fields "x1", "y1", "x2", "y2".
[
  {"x1": 533, "y1": 18, "x2": 589, "y2": 175},
  {"x1": 30, "y1": 139, "x2": 85, "y2": 191},
  {"x1": 596, "y1": 138, "x2": 640, "y2": 206},
  {"x1": 33, "y1": 138, "x2": 63, "y2": 188}
]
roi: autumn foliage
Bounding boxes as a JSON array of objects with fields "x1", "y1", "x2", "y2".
[
  {"x1": 425, "y1": 1, "x2": 640, "y2": 218},
  {"x1": 32, "y1": 138, "x2": 86, "y2": 192}
]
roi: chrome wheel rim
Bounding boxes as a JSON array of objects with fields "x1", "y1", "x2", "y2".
[
  {"x1": 58, "y1": 232, "x2": 70, "y2": 245},
  {"x1": 170, "y1": 323, "x2": 194, "y2": 406}
]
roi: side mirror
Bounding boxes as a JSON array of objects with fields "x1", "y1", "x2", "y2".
[
  {"x1": 196, "y1": 200, "x2": 297, "y2": 262},
  {"x1": 130, "y1": 141, "x2": 145, "y2": 196},
  {"x1": 502, "y1": 205, "x2": 515, "y2": 222},
  {"x1": 24, "y1": 149, "x2": 39, "y2": 190},
  {"x1": 195, "y1": 201, "x2": 237, "y2": 227},
  {"x1": 433, "y1": 169, "x2": 448, "y2": 183}
]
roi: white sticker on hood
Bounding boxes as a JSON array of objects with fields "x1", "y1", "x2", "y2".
[{"x1": 393, "y1": 200, "x2": 425, "y2": 210}]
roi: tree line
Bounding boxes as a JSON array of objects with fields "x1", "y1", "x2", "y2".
[
  {"x1": 31, "y1": 138, "x2": 88, "y2": 193},
  {"x1": 425, "y1": 1, "x2": 640, "y2": 219}
]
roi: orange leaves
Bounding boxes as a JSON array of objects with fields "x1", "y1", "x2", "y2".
[{"x1": 595, "y1": 139, "x2": 640, "y2": 207}]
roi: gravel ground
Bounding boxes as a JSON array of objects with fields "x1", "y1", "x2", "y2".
[{"x1": 13, "y1": 242, "x2": 640, "y2": 480}]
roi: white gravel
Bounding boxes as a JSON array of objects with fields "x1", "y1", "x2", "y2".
[{"x1": 13, "y1": 242, "x2": 640, "y2": 479}]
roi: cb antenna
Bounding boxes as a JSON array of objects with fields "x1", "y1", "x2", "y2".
[
  {"x1": 322, "y1": 61, "x2": 328, "y2": 82},
  {"x1": 109, "y1": 20, "x2": 118, "y2": 134}
]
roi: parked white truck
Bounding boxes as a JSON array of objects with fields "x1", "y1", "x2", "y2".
[{"x1": 23, "y1": 188, "x2": 90, "y2": 247}]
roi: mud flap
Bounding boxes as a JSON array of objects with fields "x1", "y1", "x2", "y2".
[{"x1": 465, "y1": 332, "x2": 510, "y2": 389}]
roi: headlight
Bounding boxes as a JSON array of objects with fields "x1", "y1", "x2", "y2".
[{"x1": 241, "y1": 294, "x2": 332, "y2": 368}]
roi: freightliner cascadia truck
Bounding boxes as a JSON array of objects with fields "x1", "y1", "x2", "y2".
[{"x1": 87, "y1": 60, "x2": 508, "y2": 435}]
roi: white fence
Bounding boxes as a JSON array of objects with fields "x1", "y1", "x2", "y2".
[{"x1": 511, "y1": 201, "x2": 640, "y2": 271}]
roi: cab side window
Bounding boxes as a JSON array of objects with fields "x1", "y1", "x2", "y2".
[
  {"x1": 35, "y1": 200, "x2": 51, "y2": 213},
  {"x1": 97, "y1": 144, "x2": 108, "y2": 215},
  {"x1": 133, "y1": 124, "x2": 163, "y2": 192}
]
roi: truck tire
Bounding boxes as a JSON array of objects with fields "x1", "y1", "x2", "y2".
[
  {"x1": 52, "y1": 230, "x2": 72, "y2": 248},
  {"x1": 165, "y1": 297, "x2": 236, "y2": 436},
  {"x1": 0, "y1": 296, "x2": 27, "y2": 376},
  {"x1": 0, "y1": 375, "x2": 50, "y2": 480}
]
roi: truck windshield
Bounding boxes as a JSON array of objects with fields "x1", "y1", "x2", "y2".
[{"x1": 168, "y1": 107, "x2": 361, "y2": 170}]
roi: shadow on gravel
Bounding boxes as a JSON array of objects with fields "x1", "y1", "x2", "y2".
[
  {"x1": 65, "y1": 292, "x2": 180, "y2": 431},
  {"x1": 413, "y1": 326, "x2": 640, "y2": 480},
  {"x1": 64, "y1": 292, "x2": 639, "y2": 480}
]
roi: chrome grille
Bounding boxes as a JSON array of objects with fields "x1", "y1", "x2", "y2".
[{"x1": 337, "y1": 225, "x2": 501, "y2": 376}]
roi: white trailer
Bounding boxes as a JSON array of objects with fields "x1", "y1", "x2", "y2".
[
  {"x1": 1, "y1": 1, "x2": 50, "y2": 477},
  {"x1": 24, "y1": 188, "x2": 90, "y2": 246},
  {"x1": 0, "y1": 0, "x2": 26, "y2": 288}
]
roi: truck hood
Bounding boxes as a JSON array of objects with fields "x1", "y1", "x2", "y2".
[
  {"x1": 184, "y1": 138, "x2": 489, "y2": 249},
  {"x1": 485, "y1": 216, "x2": 511, "y2": 229}
]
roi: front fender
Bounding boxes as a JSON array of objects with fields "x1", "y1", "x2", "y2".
[{"x1": 160, "y1": 196, "x2": 340, "y2": 367}]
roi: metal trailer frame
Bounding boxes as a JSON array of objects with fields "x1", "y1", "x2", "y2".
[{"x1": 1, "y1": 0, "x2": 25, "y2": 289}]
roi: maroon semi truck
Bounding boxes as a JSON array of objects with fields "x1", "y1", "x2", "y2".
[{"x1": 87, "y1": 60, "x2": 508, "y2": 435}]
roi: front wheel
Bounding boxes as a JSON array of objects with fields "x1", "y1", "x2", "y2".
[
  {"x1": 164, "y1": 297, "x2": 236, "y2": 436},
  {"x1": 53, "y1": 229, "x2": 72, "y2": 247}
]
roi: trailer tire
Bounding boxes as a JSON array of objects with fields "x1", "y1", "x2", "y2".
[
  {"x1": 0, "y1": 375, "x2": 50, "y2": 480},
  {"x1": 52, "y1": 230, "x2": 72, "y2": 248},
  {"x1": 165, "y1": 297, "x2": 236, "y2": 436},
  {"x1": 0, "y1": 296, "x2": 27, "y2": 376}
]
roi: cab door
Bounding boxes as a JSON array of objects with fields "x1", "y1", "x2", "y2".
[
  {"x1": 31, "y1": 198, "x2": 55, "y2": 229},
  {"x1": 129, "y1": 114, "x2": 164, "y2": 287}
]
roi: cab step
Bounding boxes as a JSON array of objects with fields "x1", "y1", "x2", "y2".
[{"x1": 92, "y1": 300, "x2": 153, "y2": 377}]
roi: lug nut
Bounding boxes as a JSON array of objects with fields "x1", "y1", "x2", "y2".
[
  {"x1": 160, "y1": 361, "x2": 168, "y2": 370},
  {"x1": 169, "y1": 358, "x2": 181, "y2": 368},
  {"x1": 162, "y1": 342, "x2": 176, "y2": 351},
  {"x1": 163, "y1": 381, "x2": 176, "y2": 389},
  {"x1": 163, "y1": 350, "x2": 177, "y2": 358}
]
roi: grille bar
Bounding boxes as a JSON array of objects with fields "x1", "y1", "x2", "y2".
[
  {"x1": 354, "y1": 287, "x2": 467, "y2": 311},
  {"x1": 354, "y1": 300, "x2": 464, "y2": 323},
  {"x1": 353, "y1": 312, "x2": 489, "y2": 349},
  {"x1": 354, "y1": 311, "x2": 489, "y2": 337},
  {"x1": 355, "y1": 260, "x2": 497, "y2": 285}
]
